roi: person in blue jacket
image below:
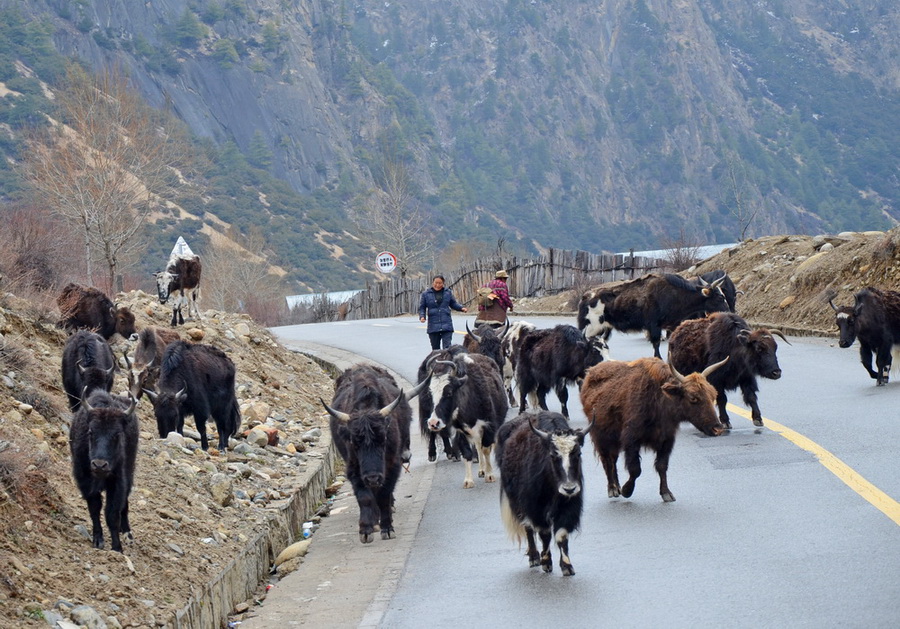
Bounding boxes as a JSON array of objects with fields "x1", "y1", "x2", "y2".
[{"x1": 418, "y1": 275, "x2": 468, "y2": 349}]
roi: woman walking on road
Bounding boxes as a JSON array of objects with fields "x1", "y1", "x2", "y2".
[{"x1": 418, "y1": 275, "x2": 467, "y2": 349}]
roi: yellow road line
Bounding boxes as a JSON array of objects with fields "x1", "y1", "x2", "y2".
[{"x1": 727, "y1": 404, "x2": 900, "y2": 526}]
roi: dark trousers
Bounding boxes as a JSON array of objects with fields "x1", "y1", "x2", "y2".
[{"x1": 428, "y1": 330, "x2": 454, "y2": 350}]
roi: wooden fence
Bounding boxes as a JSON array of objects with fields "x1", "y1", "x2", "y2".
[{"x1": 340, "y1": 248, "x2": 668, "y2": 321}]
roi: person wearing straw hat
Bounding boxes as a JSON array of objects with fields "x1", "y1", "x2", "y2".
[{"x1": 475, "y1": 269, "x2": 514, "y2": 328}]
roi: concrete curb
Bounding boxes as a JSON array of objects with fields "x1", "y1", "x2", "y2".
[{"x1": 173, "y1": 443, "x2": 337, "y2": 628}]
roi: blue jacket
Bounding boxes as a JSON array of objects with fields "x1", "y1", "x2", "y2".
[{"x1": 418, "y1": 287, "x2": 464, "y2": 333}]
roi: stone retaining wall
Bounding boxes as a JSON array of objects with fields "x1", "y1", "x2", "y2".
[{"x1": 170, "y1": 412, "x2": 338, "y2": 627}]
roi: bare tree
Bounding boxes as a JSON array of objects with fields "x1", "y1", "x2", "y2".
[
  {"x1": 722, "y1": 153, "x2": 758, "y2": 241},
  {"x1": 661, "y1": 228, "x2": 702, "y2": 272},
  {"x1": 350, "y1": 153, "x2": 431, "y2": 279},
  {"x1": 203, "y1": 229, "x2": 285, "y2": 323},
  {"x1": 19, "y1": 64, "x2": 191, "y2": 293}
]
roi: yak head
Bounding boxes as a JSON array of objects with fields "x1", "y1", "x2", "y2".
[
  {"x1": 80, "y1": 392, "x2": 137, "y2": 480},
  {"x1": 829, "y1": 297, "x2": 858, "y2": 348},
  {"x1": 144, "y1": 386, "x2": 187, "y2": 438},
  {"x1": 153, "y1": 270, "x2": 176, "y2": 304},
  {"x1": 321, "y1": 393, "x2": 402, "y2": 489},
  {"x1": 665, "y1": 358, "x2": 729, "y2": 436},
  {"x1": 529, "y1": 416, "x2": 593, "y2": 497},
  {"x1": 738, "y1": 327, "x2": 789, "y2": 380},
  {"x1": 423, "y1": 355, "x2": 470, "y2": 433}
]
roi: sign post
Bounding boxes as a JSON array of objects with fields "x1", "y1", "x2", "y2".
[{"x1": 375, "y1": 251, "x2": 398, "y2": 274}]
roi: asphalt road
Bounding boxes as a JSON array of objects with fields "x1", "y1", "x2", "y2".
[{"x1": 244, "y1": 315, "x2": 900, "y2": 628}]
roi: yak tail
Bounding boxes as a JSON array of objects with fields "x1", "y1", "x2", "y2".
[
  {"x1": 499, "y1": 490, "x2": 525, "y2": 545},
  {"x1": 229, "y1": 396, "x2": 242, "y2": 438}
]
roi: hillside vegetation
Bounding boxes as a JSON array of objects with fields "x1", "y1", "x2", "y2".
[{"x1": 2, "y1": 1, "x2": 900, "y2": 294}]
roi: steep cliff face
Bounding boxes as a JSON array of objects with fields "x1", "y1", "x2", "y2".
[
  {"x1": 42, "y1": 0, "x2": 359, "y2": 193},
  {"x1": 11, "y1": 0, "x2": 900, "y2": 260}
]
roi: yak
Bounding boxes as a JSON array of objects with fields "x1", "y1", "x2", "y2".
[
  {"x1": 69, "y1": 390, "x2": 139, "y2": 552},
  {"x1": 61, "y1": 330, "x2": 116, "y2": 412},
  {"x1": 577, "y1": 273, "x2": 729, "y2": 358},
  {"x1": 580, "y1": 357, "x2": 726, "y2": 502},
  {"x1": 144, "y1": 341, "x2": 240, "y2": 451},
  {"x1": 419, "y1": 353, "x2": 508, "y2": 488},
  {"x1": 154, "y1": 254, "x2": 202, "y2": 326},
  {"x1": 668, "y1": 312, "x2": 788, "y2": 428},
  {"x1": 57, "y1": 283, "x2": 136, "y2": 341},
  {"x1": 496, "y1": 411, "x2": 590, "y2": 576},
  {"x1": 322, "y1": 364, "x2": 426, "y2": 543},
  {"x1": 830, "y1": 287, "x2": 900, "y2": 386}
]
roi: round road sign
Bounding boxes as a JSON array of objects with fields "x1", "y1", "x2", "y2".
[{"x1": 376, "y1": 251, "x2": 398, "y2": 273}]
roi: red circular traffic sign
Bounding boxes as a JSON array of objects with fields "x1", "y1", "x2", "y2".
[{"x1": 376, "y1": 251, "x2": 398, "y2": 273}]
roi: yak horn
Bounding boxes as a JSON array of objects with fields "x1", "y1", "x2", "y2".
[
  {"x1": 405, "y1": 378, "x2": 430, "y2": 401},
  {"x1": 80, "y1": 386, "x2": 93, "y2": 411},
  {"x1": 668, "y1": 356, "x2": 687, "y2": 383},
  {"x1": 528, "y1": 417, "x2": 550, "y2": 440},
  {"x1": 466, "y1": 321, "x2": 482, "y2": 344},
  {"x1": 320, "y1": 398, "x2": 351, "y2": 423},
  {"x1": 77, "y1": 360, "x2": 86, "y2": 374},
  {"x1": 125, "y1": 393, "x2": 137, "y2": 416},
  {"x1": 379, "y1": 392, "x2": 404, "y2": 417},
  {"x1": 701, "y1": 356, "x2": 730, "y2": 378},
  {"x1": 142, "y1": 388, "x2": 159, "y2": 403},
  {"x1": 769, "y1": 329, "x2": 792, "y2": 345},
  {"x1": 434, "y1": 359, "x2": 458, "y2": 376},
  {"x1": 828, "y1": 298, "x2": 839, "y2": 312}
]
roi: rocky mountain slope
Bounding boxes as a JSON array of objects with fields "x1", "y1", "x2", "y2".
[{"x1": 4, "y1": 1, "x2": 900, "y2": 271}]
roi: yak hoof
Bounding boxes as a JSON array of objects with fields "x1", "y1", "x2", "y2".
[
  {"x1": 463, "y1": 479, "x2": 475, "y2": 489},
  {"x1": 478, "y1": 470, "x2": 485, "y2": 478},
  {"x1": 428, "y1": 453, "x2": 437, "y2": 462},
  {"x1": 541, "y1": 556, "x2": 553, "y2": 573},
  {"x1": 752, "y1": 418, "x2": 764, "y2": 427},
  {"x1": 484, "y1": 474, "x2": 496, "y2": 483},
  {"x1": 661, "y1": 492, "x2": 676, "y2": 503},
  {"x1": 381, "y1": 528, "x2": 395, "y2": 540},
  {"x1": 561, "y1": 562, "x2": 575, "y2": 577},
  {"x1": 621, "y1": 481, "x2": 635, "y2": 498},
  {"x1": 359, "y1": 532, "x2": 375, "y2": 544},
  {"x1": 607, "y1": 486, "x2": 620, "y2": 498}
]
